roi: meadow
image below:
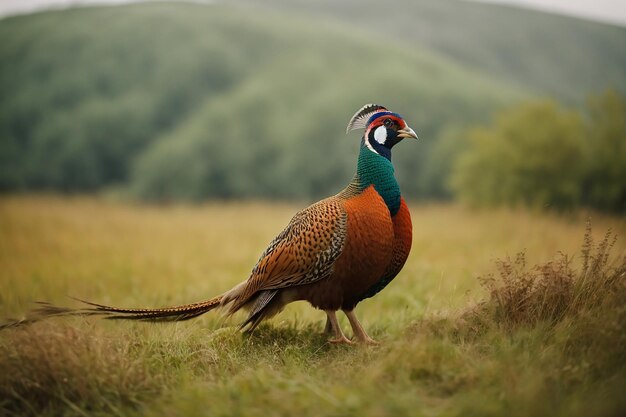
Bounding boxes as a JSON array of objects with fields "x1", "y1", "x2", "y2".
[
  {"x1": 1, "y1": 1, "x2": 624, "y2": 416},
  {"x1": 1, "y1": 196, "x2": 624, "y2": 416}
]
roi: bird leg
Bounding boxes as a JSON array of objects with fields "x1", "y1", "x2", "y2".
[
  {"x1": 323, "y1": 316, "x2": 333, "y2": 335},
  {"x1": 325, "y1": 310, "x2": 353, "y2": 345},
  {"x1": 344, "y1": 310, "x2": 379, "y2": 345}
]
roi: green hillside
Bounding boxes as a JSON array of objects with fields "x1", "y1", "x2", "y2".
[
  {"x1": 0, "y1": 1, "x2": 623, "y2": 200},
  {"x1": 240, "y1": 0, "x2": 626, "y2": 103},
  {"x1": 0, "y1": 2, "x2": 522, "y2": 200}
]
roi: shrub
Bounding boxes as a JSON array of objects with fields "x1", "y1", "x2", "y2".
[
  {"x1": 474, "y1": 221, "x2": 625, "y2": 329},
  {"x1": 451, "y1": 91, "x2": 626, "y2": 212},
  {"x1": 451, "y1": 100, "x2": 586, "y2": 209},
  {"x1": 583, "y1": 90, "x2": 626, "y2": 212}
]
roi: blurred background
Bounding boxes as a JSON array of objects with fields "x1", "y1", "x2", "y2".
[{"x1": 0, "y1": 0, "x2": 624, "y2": 211}]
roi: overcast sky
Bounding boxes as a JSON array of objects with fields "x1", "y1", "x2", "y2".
[
  {"x1": 0, "y1": 0, "x2": 625, "y2": 26},
  {"x1": 473, "y1": 0, "x2": 626, "y2": 26}
]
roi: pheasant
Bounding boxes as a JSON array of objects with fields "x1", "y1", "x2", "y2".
[{"x1": 5, "y1": 104, "x2": 418, "y2": 344}]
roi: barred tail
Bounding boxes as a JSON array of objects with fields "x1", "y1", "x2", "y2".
[
  {"x1": 0, "y1": 296, "x2": 223, "y2": 330},
  {"x1": 70, "y1": 296, "x2": 224, "y2": 321}
]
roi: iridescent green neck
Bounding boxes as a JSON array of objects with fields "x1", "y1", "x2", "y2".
[{"x1": 341, "y1": 143, "x2": 401, "y2": 216}]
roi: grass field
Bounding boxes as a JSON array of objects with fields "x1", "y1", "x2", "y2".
[{"x1": 0, "y1": 196, "x2": 624, "y2": 416}]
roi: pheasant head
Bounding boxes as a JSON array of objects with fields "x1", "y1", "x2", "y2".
[{"x1": 347, "y1": 104, "x2": 418, "y2": 160}]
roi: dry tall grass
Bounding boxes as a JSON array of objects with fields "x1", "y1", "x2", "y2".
[
  {"x1": 473, "y1": 221, "x2": 625, "y2": 328},
  {"x1": 0, "y1": 323, "x2": 165, "y2": 415},
  {"x1": 0, "y1": 196, "x2": 625, "y2": 417}
]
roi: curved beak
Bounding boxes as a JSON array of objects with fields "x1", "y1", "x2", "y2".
[{"x1": 397, "y1": 126, "x2": 418, "y2": 139}]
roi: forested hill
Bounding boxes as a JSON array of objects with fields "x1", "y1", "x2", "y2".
[
  {"x1": 239, "y1": 0, "x2": 626, "y2": 103},
  {"x1": 0, "y1": 1, "x2": 624, "y2": 201}
]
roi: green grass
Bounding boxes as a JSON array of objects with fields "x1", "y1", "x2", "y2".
[{"x1": 0, "y1": 196, "x2": 624, "y2": 416}]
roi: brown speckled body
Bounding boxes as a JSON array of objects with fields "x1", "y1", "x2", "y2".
[{"x1": 293, "y1": 185, "x2": 394, "y2": 310}]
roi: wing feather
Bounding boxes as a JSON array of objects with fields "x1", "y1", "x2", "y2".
[{"x1": 233, "y1": 199, "x2": 347, "y2": 308}]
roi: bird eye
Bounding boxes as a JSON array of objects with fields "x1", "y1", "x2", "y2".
[{"x1": 383, "y1": 118, "x2": 393, "y2": 128}]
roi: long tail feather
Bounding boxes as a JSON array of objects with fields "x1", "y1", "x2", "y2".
[
  {"x1": 70, "y1": 296, "x2": 223, "y2": 321},
  {"x1": 0, "y1": 296, "x2": 223, "y2": 330}
]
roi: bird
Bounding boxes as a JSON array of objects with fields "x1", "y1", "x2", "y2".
[{"x1": 3, "y1": 104, "x2": 418, "y2": 344}]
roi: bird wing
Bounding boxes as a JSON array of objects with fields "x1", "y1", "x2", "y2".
[{"x1": 238, "y1": 198, "x2": 347, "y2": 301}]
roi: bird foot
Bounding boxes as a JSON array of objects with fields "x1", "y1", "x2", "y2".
[
  {"x1": 328, "y1": 335, "x2": 355, "y2": 345},
  {"x1": 343, "y1": 310, "x2": 379, "y2": 346},
  {"x1": 356, "y1": 336, "x2": 380, "y2": 345}
]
